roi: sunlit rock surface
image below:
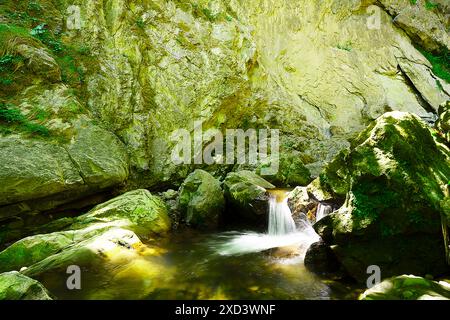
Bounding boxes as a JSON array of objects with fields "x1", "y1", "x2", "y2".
[
  {"x1": 0, "y1": 271, "x2": 53, "y2": 300},
  {"x1": 0, "y1": 190, "x2": 171, "y2": 273},
  {"x1": 360, "y1": 275, "x2": 450, "y2": 300}
]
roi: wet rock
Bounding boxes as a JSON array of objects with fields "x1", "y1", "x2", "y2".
[
  {"x1": 0, "y1": 271, "x2": 52, "y2": 300},
  {"x1": 178, "y1": 170, "x2": 225, "y2": 230},
  {"x1": 360, "y1": 275, "x2": 450, "y2": 300},
  {"x1": 304, "y1": 241, "x2": 341, "y2": 275},
  {"x1": 223, "y1": 171, "x2": 275, "y2": 229}
]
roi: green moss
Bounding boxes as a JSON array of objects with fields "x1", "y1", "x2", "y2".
[
  {"x1": 136, "y1": 17, "x2": 145, "y2": 30},
  {"x1": 0, "y1": 24, "x2": 31, "y2": 44},
  {"x1": 337, "y1": 41, "x2": 353, "y2": 52},
  {"x1": 424, "y1": 0, "x2": 438, "y2": 10},
  {"x1": 0, "y1": 102, "x2": 49, "y2": 137},
  {"x1": 418, "y1": 47, "x2": 450, "y2": 83},
  {"x1": 30, "y1": 23, "x2": 63, "y2": 54},
  {"x1": 352, "y1": 179, "x2": 398, "y2": 221}
]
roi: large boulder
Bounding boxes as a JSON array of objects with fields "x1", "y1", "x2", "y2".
[
  {"x1": 309, "y1": 112, "x2": 450, "y2": 282},
  {"x1": 379, "y1": 0, "x2": 450, "y2": 53},
  {"x1": 177, "y1": 170, "x2": 225, "y2": 229},
  {"x1": 0, "y1": 83, "x2": 130, "y2": 245},
  {"x1": 70, "y1": 189, "x2": 172, "y2": 238},
  {"x1": 0, "y1": 190, "x2": 171, "y2": 274},
  {"x1": 0, "y1": 271, "x2": 52, "y2": 300},
  {"x1": 360, "y1": 275, "x2": 450, "y2": 300},
  {"x1": 223, "y1": 170, "x2": 275, "y2": 228}
]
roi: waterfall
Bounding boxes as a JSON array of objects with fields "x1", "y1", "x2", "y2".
[
  {"x1": 268, "y1": 191, "x2": 297, "y2": 235},
  {"x1": 316, "y1": 203, "x2": 333, "y2": 222},
  {"x1": 212, "y1": 189, "x2": 320, "y2": 257}
]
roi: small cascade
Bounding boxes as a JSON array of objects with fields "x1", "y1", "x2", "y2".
[
  {"x1": 268, "y1": 190, "x2": 297, "y2": 236},
  {"x1": 213, "y1": 189, "x2": 320, "y2": 257},
  {"x1": 316, "y1": 203, "x2": 333, "y2": 222}
]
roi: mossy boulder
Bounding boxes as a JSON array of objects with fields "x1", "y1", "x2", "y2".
[
  {"x1": 0, "y1": 190, "x2": 171, "y2": 274},
  {"x1": 360, "y1": 275, "x2": 450, "y2": 300},
  {"x1": 177, "y1": 170, "x2": 224, "y2": 229},
  {"x1": 223, "y1": 170, "x2": 275, "y2": 228},
  {"x1": 21, "y1": 228, "x2": 144, "y2": 279},
  {"x1": 0, "y1": 271, "x2": 52, "y2": 300},
  {"x1": 70, "y1": 189, "x2": 172, "y2": 238},
  {"x1": 310, "y1": 112, "x2": 450, "y2": 282}
]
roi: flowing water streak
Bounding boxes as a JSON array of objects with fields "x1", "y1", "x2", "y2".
[
  {"x1": 214, "y1": 189, "x2": 320, "y2": 257},
  {"x1": 316, "y1": 203, "x2": 333, "y2": 222},
  {"x1": 268, "y1": 190, "x2": 297, "y2": 235}
]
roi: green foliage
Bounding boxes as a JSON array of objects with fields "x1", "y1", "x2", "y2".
[
  {"x1": 418, "y1": 47, "x2": 450, "y2": 83},
  {"x1": 0, "y1": 102, "x2": 49, "y2": 137},
  {"x1": 410, "y1": 0, "x2": 418, "y2": 4},
  {"x1": 136, "y1": 18, "x2": 145, "y2": 30},
  {"x1": 56, "y1": 55, "x2": 84, "y2": 84},
  {"x1": 337, "y1": 41, "x2": 353, "y2": 52},
  {"x1": 31, "y1": 23, "x2": 63, "y2": 54},
  {"x1": 27, "y1": 1, "x2": 42, "y2": 13},
  {"x1": 425, "y1": 0, "x2": 438, "y2": 10},
  {"x1": 0, "y1": 24, "x2": 30, "y2": 43}
]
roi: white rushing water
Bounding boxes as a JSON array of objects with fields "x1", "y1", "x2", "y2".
[
  {"x1": 268, "y1": 194, "x2": 297, "y2": 235},
  {"x1": 316, "y1": 203, "x2": 333, "y2": 222},
  {"x1": 214, "y1": 190, "x2": 320, "y2": 257}
]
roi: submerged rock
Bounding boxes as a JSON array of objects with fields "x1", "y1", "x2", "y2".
[
  {"x1": 178, "y1": 170, "x2": 225, "y2": 230},
  {"x1": 360, "y1": 275, "x2": 450, "y2": 300},
  {"x1": 0, "y1": 271, "x2": 52, "y2": 300},
  {"x1": 223, "y1": 171, "x2": 275, "y2": 228},
  {"x1": 310, "y1": 112, "x2": 450, "y2": 282}
]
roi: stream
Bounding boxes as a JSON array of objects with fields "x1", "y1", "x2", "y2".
[{"x1": 35, "y1": 190, "x2": 362, "y2": 300}]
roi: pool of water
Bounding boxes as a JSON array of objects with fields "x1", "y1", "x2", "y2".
[{"x1": 39, "y1": 229, "x2": 361, "y2": 300}]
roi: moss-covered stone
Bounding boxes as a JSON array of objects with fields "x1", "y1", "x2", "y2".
[
  {"x1": 311, "y1": 112, "x2": 450, "y2": 282},
  {"x1": 70, "y1": 189, "x2": 171, "y2": 238},
  {"x1": 178, "y1": 170, "x2": 224, "y2": 229},
  {"x1": 0, "y1": 271, "x2": 52, "y2": 300},
  {"x1": 223, "y1": 170, "x2": 275, "y2": 228},
  {"x1": 0, "y1": 189, "x2": 171, "y2": 276},
  {"x1": 360, "y1": 275, "x2": 450, "y2": 300}
]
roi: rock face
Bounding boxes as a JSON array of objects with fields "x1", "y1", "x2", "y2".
[
  {"x1": 0, "y1": 0, "x2": 449, "y2": 211},
  {"x1": 360, "y1": 275, "x2": 450, "y2": 300},
  {"x1": 223, "y1": 170, "x2": 275, "y2": 228},
  {"x1": 0, "y1": 190, "x2": 171, "y2": 274},
  {"x1": 178, "y1": 170, "x2": 225, "y2": 229},
  {"x1": 309, "y1": 112, "x2": 450, "y2": 282},
  {"x1": 3, "y1": 0, "x2": 448, "y2": 187},
  {"x1": 379, "y1": 0, "x2": 450, "y2": 53},
  {"x1": 0, "y1": 271, "x2": 52, "y2": 300}
]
